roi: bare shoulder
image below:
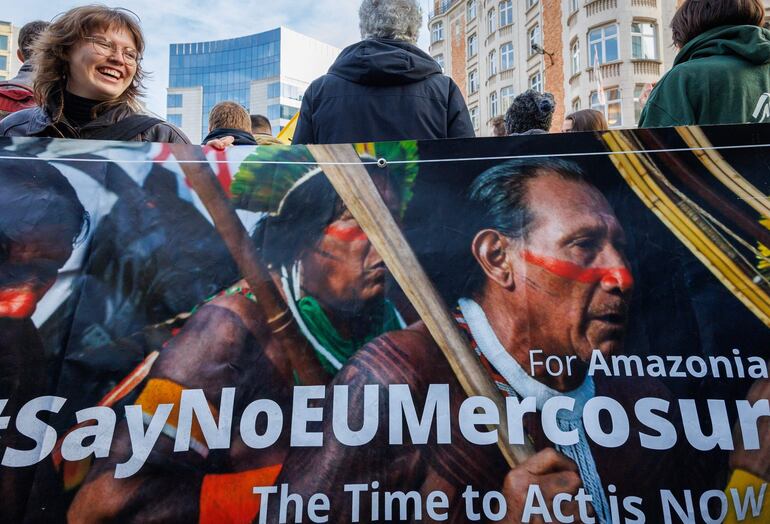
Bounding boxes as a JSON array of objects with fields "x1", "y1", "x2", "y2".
[
  {"x1": 150, "y1": 291, "x2": 269, "y2": 385},
  {"x1": 337, "y1": 321, "x2": 449, "y2": 388}
]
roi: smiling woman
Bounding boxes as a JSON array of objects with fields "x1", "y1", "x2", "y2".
[{"x1": 0, "y1": 5, "x2": 189, "y2": 143}]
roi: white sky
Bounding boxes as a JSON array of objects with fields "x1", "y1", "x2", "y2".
[{"x1": 3, "y1": 0, "x2": 433, "y2": 117}]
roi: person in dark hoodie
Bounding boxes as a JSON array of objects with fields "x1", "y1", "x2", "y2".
[
  {"x1": 292, "y1": 0, "x2": 474, "y2": 144},
  {"x1": 203, "y1": 101, "x2": 258, "y2": 146},
  {"x1": 638, "y1": 0, "x2": 770, "y2": 127}
]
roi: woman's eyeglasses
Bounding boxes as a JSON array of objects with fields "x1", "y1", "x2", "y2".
[{"x1": 84, "y1": 36, "x2": 140, "y2": 65}]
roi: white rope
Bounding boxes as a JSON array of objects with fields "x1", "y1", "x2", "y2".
[{"x1": 2, "y1": 141, "x2": 770, "y2": 164}]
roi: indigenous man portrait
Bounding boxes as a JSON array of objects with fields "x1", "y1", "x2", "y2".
[
  {"x1": 68, "y1": 159, "x2": 406, "y2": 523},
  {"x1": 0, "y1": 155, "x2": 89, "y2": 523},
  {"x1": 269, "y1": 158, "x2": 720, "y2": 523}
]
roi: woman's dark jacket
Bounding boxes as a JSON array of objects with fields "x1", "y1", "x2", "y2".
[{"x1": 0, "y1": 103, "x2": 190, "y2": 143}]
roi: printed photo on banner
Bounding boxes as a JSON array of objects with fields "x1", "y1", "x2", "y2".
[{"x1": 0, "y1": 127, "x2": 767, "y2": 523}]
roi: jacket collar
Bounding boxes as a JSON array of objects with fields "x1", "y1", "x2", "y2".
[
  {"x1": 27, "y1": 102, "x2": 134, "y2": 137},
  {"x1": 8, "y1": 63, "x2": 35, "y2": 88}
]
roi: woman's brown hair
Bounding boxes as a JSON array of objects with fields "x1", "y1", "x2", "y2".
[
  {"x1": 31, "y1": 4, "x2": 146, "y2": 120},
  {"x1": 564, "y1": 109, "x2": 608, "y2": 132},
  {"x1": 671, "y1": 0, "x2": 765, "y2": 48}
]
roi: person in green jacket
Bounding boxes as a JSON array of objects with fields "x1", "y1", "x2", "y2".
[{"x1": 638, "y1": 0, "x2": 770, "y2": 127}]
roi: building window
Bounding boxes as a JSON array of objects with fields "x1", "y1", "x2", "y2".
[
  {"x1": 527, "y1": 0, "x2": 538, "y2": 9},
  {"x1": 431, "y1": 22, "x2": 444, "y2": 43},
  {"x1": 281, "y1": 105, "x2": 298, "y2": 120},
  {"x1": 572, "y1": 97, "x2": 581, "y2": 111},
  {"x1": 488, "y1": 50, "x2": 498, "y2": 76},
  {"x1": 570, "y1": 0, "x2": 579, "y2": 13},
  {"x1": 468, "y1": 69, "x2": 479, "y2": 94},
  {"x1": 500, "y1": 42, "x2": 514, "y2": 70},
  {"x1": 570, "y1": 40, "x2": 580, "y2": 76},
  {"x1": 267, "y1": 104, "x2": 280, "y2": 120},
  {"x1": 589, "y1": 24, "x2": 619, "y2": 65},
  {"x1": 434, "y1": 54, "x2": 445, "y2": 72},
  {"x1": 591, "y1": 87, "x2": 622, "y2": 127},
  {"x1": 167, "y1": 93, "x2": 183, "y2": 108},
  {"x1": 631, "y1": 22, "x2": 657, "y2": 60},
  {"x1": 500, "y1": 85, "x2": 514, "y2": 111},
  {"x1": 0, "y1": 35, "x2": 7, "y2": 51},
  {"x1": 633, "y1": 83, "x2": 653, "y2": 122},
  {"x1": 0, "y1": 56, "x2": 7, "y2": 71},
  {"x1": 267, "y1": 82, "x2": 280, "y2": 98},
  {"x1": 470, "y1": 106, "x2": 479, "y2": 129},
  {"x1": 499, "y1": 0, "x2": 513, "y2": 27},
  {"x1": 488, "y1": 9, "x2": 496, "y2": 34},
  {"x1": 528, "y1": 25, "x2": 541, "y2": 55},
  {"x1": 489, "y1": 91, "x2": 499, "y2": 118},
  {"x1": 529, "y1": 71, "x2": 543, "y2": 92},
  {"x1": 281, "y1": 84, "x2": 304, "y2": 101},
  {"x1": 167, "y1": 114, "x2": 182, "y2": 127},
  {"x1": 467, "y1": 0, "x2": 477, "y2": 21},
  {"x1": 468, "y1": 34, "x2": 478, "y2": 58}
]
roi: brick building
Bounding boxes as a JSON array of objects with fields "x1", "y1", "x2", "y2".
[{"x1": 428, "y1": 0, "x2": 770, "y2": 135}]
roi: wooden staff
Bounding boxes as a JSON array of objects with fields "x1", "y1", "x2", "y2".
[
  {"x1": 308, "y1": 143, "x2": 535, "y2": 468},
  {"x1": 169, "y1": 144, "x2": 327, "y2": 386}
]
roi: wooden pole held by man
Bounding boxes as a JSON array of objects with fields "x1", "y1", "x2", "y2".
[{"x1": 308, "y1": 143, "x2": 536, "y2": 467}]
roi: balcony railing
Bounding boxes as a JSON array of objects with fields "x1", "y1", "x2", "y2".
[
  {"x1": 632, "y1": 59, "x2": 661, "y2": 76},
  {"x1": 429, "y1": 0, "x2": 461, "y2": 19},
  {"x1": 585, "y1": 0, "x2": 617, "y2": 16},
  {"x1": 588, "y1": 61, "x2": 621, "y2": 82}
]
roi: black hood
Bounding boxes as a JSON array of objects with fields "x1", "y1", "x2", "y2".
[
  {"x1": 203, "y1": 128, "x2": 257, "y2": 146},
  {"x1": 328, "y1": 38, "x2": 442, "y2": 86}
]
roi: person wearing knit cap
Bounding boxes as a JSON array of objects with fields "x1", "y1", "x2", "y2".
[{"x1": 504, "y1": 89, "x2": 555, "y2": 135}]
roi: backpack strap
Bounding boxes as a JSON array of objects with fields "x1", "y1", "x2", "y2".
[
  {"x1": 0, "y1": 81, "x2": 34, "y2": 94},
  {"x1": 87, "y1": 114, "x2": 164, "y2": 141}
]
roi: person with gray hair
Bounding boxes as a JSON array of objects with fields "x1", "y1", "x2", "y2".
[
  {"x1": 293, "y1": 0, "x2": 473, "y2": 144},
  {"x1": 358, "y1": 0, "x2": 422, "y2": 42}
]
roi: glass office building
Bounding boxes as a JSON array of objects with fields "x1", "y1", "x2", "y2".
[{"x1": 167, "y1": 27, "x2": 339, "y2": 142}]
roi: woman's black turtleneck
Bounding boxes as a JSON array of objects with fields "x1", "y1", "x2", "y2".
[{"x1": 62, "y1": 91, "x2": 101, "y2": 128}]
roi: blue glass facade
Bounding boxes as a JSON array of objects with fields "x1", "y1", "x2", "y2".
[
  {"x1": 167, "y1": 114, "x2": 182, "y2": 127},
  {"x1": 169, "y1": 29, "x2": 281, "y2": 139},
  {"x1": 167, "y1": 94, "x2": 183, "y2": 108}
]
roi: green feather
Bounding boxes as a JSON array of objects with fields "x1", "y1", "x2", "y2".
[{"x1": 230, "y1": 145, "x2": 317, "y2": 213}]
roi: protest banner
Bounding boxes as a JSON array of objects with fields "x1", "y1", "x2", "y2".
[{"x1": 0, "y1": 126, "x2": 768, "y2": 523}]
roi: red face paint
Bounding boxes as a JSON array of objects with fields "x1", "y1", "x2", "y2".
[
  {"x1": 522, "y1": 250, "x2": 634, "y2": 290},
  {"x1": 324, "y1": 224, "x2": 368, "y2": 243},
  {"x1": 0, "y1": 287, "x2": 40, "y2": 319}
]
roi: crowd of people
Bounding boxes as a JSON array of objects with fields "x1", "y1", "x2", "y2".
[
  {"x1": 0, "y1": 0, "x2": 769, "y2": 523},
  {"x1": 0, "y1": 0, "x2": 768, "y2": 143}
]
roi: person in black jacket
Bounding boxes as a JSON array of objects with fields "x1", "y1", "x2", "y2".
[
  {"x1": 293, "y1": 0, "x2": 474, "y2": 144},
  {"x1": 202, "y1": 101, "x2": 258, "y2": 146}
]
